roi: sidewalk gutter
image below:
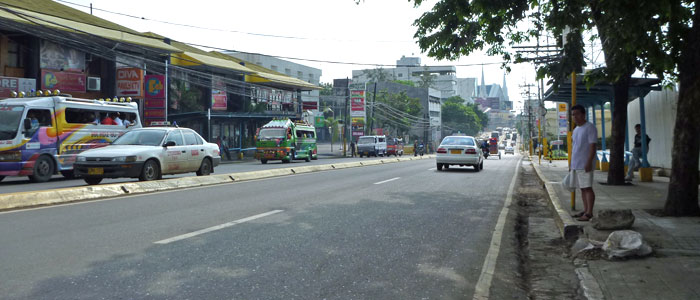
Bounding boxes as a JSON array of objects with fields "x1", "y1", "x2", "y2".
[
  {"x1": 529, "y1": 157, "x2": 583, "y2": 241},
  {"x1": 0, "y1": 155, "x2": 435, "y2": 211}
]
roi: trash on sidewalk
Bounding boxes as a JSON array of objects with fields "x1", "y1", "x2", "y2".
[
  {"x1": 572, "y1": 230, "x2": 652, "y2": 260},
  {"x1": 592, "y1": 209, "x2": 635, "y2": 230},
  {"x1": 602, "y1": 230, "x2": 653, "y2": 259}
]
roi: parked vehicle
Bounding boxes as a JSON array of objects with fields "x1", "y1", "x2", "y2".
[
  {"x1": 436, "y1": 135, "x2": 484, "y2": 171},
  {"x1": 357, "y1": 135, "x2": 387, "y2": 157},
  {"x1": 74, "y1": 127, "x2": 220, "y2": 185},
  {"x1": 0, "y1": 93, "x2": 141, "y2": 183},
  {"x1": 255, "y1": 118, "x2": 317, "y2": 163},
  {"x1": 386, "y1": 137, "x2": 404, "y2": 156}
]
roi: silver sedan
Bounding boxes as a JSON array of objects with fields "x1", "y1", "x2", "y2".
[{"x1": 435, "y1": 136, "x2": 484, "y2": 171}]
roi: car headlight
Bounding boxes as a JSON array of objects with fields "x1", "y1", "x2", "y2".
[
  {"x1": 0, "y1": 151, "x2": 22, "y2": 162},
  {"x1": 112, "y1": 156, "x2": 137, "y2": 162},
  {"x1": 76, "y1": 156, "x2": 86, "y2": 162}
]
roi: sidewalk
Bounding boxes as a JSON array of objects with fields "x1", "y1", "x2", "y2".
[{"x1": 531, "y1": 159, "x2": 700, "y2": 300}]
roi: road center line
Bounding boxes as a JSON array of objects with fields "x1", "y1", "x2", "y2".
[
  {"x1": 373, "y1": 177, "x2": 400, "y2": 185},
  {"x1": 472, "y1": 156, "x2": 522, "y2": 300},
  {"x1": 154, "y1": 210, "x2": 284, "y2": 244}
]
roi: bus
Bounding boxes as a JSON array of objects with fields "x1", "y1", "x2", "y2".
[
  {"x1": 255, "y1": 118, "x2": 317, "y2": 163},
  {"x1": 0, "y1": 94, "x2": 141, "y2": 182}
]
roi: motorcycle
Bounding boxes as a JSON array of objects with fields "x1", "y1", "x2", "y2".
[{"x1": 418, "y1": 143, "x2": 425, "y2": 156}]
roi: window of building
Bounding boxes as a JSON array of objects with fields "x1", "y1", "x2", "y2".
[
  {"x1": 285, "y1": 68, "x2": 291, "y2": 75},
  {"x1": 308, "y1": 73, "x2": 313, "y2": 81},
  {"x1": 6, "y1": 39, "x2": 22, "y2": 68},
  {"x1": 271, "y1": 65, "x2": 278, "y2": 71},
  {"x1": 398, "y1": 73, "x2": 403, "y2": 78},
  {"x1": 297, "y1": 71, "x2": 303, "y2": 79}
]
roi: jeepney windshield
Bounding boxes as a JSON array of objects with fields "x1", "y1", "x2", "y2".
[
  {"x1": 358, "y1": 136, "x2": 375, "y2": 144},
  {"x1": 0, "y1": 105, "x2": 24, "y2": 140},
  {"x1": 258, "y1": 128, "x2": 286, "y2": 139}
]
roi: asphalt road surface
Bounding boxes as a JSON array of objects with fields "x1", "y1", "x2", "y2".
[{"x1": 0, "y1": 153, "x2": 522, "y2": 299}]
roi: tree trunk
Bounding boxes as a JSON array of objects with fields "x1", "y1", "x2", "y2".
[
  {"x1": 665, "y1": 7, "x2": 700, "y2": 216},
  {"x1": 606, "y1": 77, "x2": 631, "y2": 185}
]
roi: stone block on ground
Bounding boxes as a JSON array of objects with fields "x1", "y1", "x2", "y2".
[{"x1": 592, "y1": 209, "x2": 635, "y2": 230}]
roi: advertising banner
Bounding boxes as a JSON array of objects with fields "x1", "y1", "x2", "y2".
[
  {"x1": 558, "y1": 103, "x2": 568, "y2": 135},
  {"x1": 211, "y1": 76, "x2": 227, "y2": 111},
  {"x1": 315, "y1": 116, "x2": 325, "y2": 128},
  {"x1": 352, "y1": 117, "x2": 365, "y2": 137},
  {"x1": 0, "y1": 76, "x2": 36, "y2": 98},
  {"x1": 41, "y1": 69, "x2": 86, "y2": 92},
  {"x1": 40, "y1": 40, "x2": 85, "y2": 72},
  {"x1": 144, "y1": 75, "x2": 166, "y2": 126},
  {"x1": 116, "y1": 67, "x2": 144, "y2": 96}
]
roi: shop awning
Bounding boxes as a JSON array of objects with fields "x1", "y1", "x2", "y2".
[
  {"x1": 0, "y1": 5, "x2": 180, "y2": 52},
  {"x1": 170, "y1": 51, "x2": 253, "y2": 74},
  {"x1": 207, "y1": 52, "x2": 320, "y2": 91}
]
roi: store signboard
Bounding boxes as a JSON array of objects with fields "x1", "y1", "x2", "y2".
[
  {"x1": 211, "y1": 76, "x2": 227, "y2": 110},
  {"x1": 144, "y1": 75, "x2": 166, "y2": 126},
  {"x1": 40, "y1": 40, "x2": 85, "y2": 72},
  {"x1": 558, "y1": 103, "x2": 568, "y2": 135},
  {"x1": 116, "y1": 67, "x2": 144, "y2": 96},
  {"x1": 41, "y1": 69, "x2": 85, "y2": 92},
  {"x1": 0, "y1": 76, "x2": 36, "y2": 97}
]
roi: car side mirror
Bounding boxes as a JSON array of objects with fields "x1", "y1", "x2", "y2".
[
  {"x1": 23, "y1": 119, "x2": 31, "y2": 130},
  {"x1": 163, "y1": 141, "x2": 176, "y2": 147}
]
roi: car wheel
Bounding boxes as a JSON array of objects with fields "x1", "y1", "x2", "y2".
[
  {"x1": 304, "y1": 154, "x2": 311, "y2": 162},
  {"x1": 444, "y1": 164, "x2": 449, "y2": 169},
  {"x1": 84, "y1": 177, "x2": 103, "y2": 185},
  {"x1": 311, "y1": 153, "x2": 318, "y2": 160},
  {"x1": 474, "y1": 164, "x2": 481, "y2": 172},
  {"x1": 29, "y1": 155, "x2": 54, "y2": 183},
  {"x1": 60, "y1": 170, "x2": 75, "y2": 179},
  {"x1": 437, "y1": 163, "x2": 443, "y2": 171},
  {"x1": 196, "y1": 158, "x2": 213, "y2": 176},
  {"x1": 261, "y1": 159, "x2": 267, "y2": 164},
  {"x1": 359, "y1": 153, "x2": 363, "y2": 158},
  {"x1": 0, "y1": 175, "x2": 4, "y2": 182},
  {"x1": 139, "y1": 159, "x2": 161, "y2": 181}
]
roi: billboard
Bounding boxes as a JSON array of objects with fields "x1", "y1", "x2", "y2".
[
  {"x1": 211, "y1": 76, "x2": 227, "y2": 111},
  {"x1": 41, "y1": 69, "x2": 85, "y2": 92},
  {"x1": 0, "y1": 76, "x2": 36, "y2": 98},
  {"x1": 144, "y1": 75, "x2": 166, "y2": 126},
  {"x1": 558, "y1": 103, "x2": 568, "y2": 135},
  {"x1": 116, "y1": 67, "x2": 144, "y2": 97}
]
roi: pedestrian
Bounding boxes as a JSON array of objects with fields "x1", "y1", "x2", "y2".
[
  {"x1": 350, "y1": 139, "x2": 356, "y2": 157},
  {"x1": 626, "y1": 124, "x2": 651, "y2": 181},
  {"x1": 221, "y1": 135, "x2": 231, "y2": 160},
  {"x1": 414, "y1": 140, "x2": 418, "y2": 157},
  {"x1": 570, "y1": 104, "x2": 598, "y2": 222}
]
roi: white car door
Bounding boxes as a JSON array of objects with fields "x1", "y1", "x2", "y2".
[
  {"x1": 162, "y1": 130, "x2": 190, "y2": 174},
  {"x1": 182, "y1": 130, "x2": 204, "y2": 171}
]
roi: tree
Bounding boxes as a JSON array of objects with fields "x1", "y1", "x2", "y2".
[
  {"x1": 442, "y1": 96, "x2": 484, "y2": 136},
  {"x1": 362, "y1": 67, "x2": 391, "y2": 83},
  {"x1": 411, "y1": 0, "x2": 699, "y2": 215},
  {"x1": 393, "y1": 80, "x2": 416, "y2": 87},
  {"x1": 320, "y1": 82, "x2": 333, "y2": 96},
  {"x1": 416, "y1": 67, "x2": 437, "y2": 88},
  {"x1": 371, "y1": 90, "x2": 422, "y2": 136}
]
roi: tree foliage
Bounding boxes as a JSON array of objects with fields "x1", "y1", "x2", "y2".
[
  {"x1": 441, "y1": 96, "x2": 485, "y2": 136},
  {"x1": 370, "y1": 90, "x2": 422, "y2": 136},
  {"x1": 362, "y1": 67, "x2": 392, "y2": 83}
]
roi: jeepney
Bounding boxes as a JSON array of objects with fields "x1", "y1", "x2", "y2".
[{"x1": 255, "y1": 118, "x2": 317, "y2": 164}]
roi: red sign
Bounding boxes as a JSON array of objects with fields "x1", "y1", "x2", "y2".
[
  {"x1": 145, "y1": 99, "x2": 165, "y2": 109},
  {"x1": 144, "y1": 109, "x2": 166, "y2": 118},
  {"x1": 302, "y1": 101, "x2": 318, "y2": 110},
  {"x1": 116, "y1": 67, "x2": 144, "y2": 96},
  {"x1": 211, "y1": 76, "x2": 227, "y2": 111},
  {"x1": 41, "y1": 70, "x2": 86, "y2": 92},
  {"x1": 144, "y1": 75, "x2": 165, "y2": 99}
]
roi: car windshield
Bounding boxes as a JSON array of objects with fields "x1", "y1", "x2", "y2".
[
  {"x1": 258, "y1": 128, "x2": 286, "y2": 139},
  {"x1": 441, "y1": 137, "x2": 474, "y2": 146},
  {"x1": 112, "y1": 130, "x2": 166, "y2": 146},
  {"x1": 0, "y1": 105, "x2": 24, "y2": 140},
  {"x1": 358, "y1": 137, "x2": 375, "y2": 144}
]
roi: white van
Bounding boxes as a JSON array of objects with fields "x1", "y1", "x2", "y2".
[
  {"x1": 357, "y1": 135, "x2": 387, "y2": 157},
  {"x1": 0, "y1": 95, "x2": 141, "y2": 182}
]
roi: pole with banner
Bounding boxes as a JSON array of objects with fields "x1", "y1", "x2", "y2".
[{"x1": 569, "y1": 72, "x2": 576, "y2": 211}]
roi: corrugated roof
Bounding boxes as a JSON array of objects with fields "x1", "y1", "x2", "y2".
[
  {"x1": 208, "y1": 52, "x2": 319, "y2": 90},
  {"x1": 0, "y1": 3, "x2": 179, "y2": 52}
]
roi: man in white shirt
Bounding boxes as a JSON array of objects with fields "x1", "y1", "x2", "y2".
[
  {"x1": 570, "y1": 104, "x2": 598, "y2": 221},
  {"x1": 112, "y1": 112, "x2": 124, "y2": 126}
]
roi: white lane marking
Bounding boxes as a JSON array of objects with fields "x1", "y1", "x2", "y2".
[
  {"x1": 154, "y1": 210, "x2": 284, "y2": 244},
  {"x1": 428, "y1": 168, "x2": 436, "y2": 171},
  {"x1": 373, "y1": 177, "x2": 400, "y2": 185},
  {"x1": 472, "y1": 156, "x2": 522, "y2": 300}
]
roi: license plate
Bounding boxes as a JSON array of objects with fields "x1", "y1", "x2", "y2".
[
  {"x1": 88, "y1": 167, "x2": 104, "y2": 175},
  {"x1": 450, "y1": 149, "x2": 462, "y2": 154}
]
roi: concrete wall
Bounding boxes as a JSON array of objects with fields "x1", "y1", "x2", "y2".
[{"x1": 626, "y1": 89, "x2": 679, "y2": 169}]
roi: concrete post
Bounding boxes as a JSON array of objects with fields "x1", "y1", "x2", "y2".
[{"x1": 600, "y1": 102, "x2": 609, "y2": 171}]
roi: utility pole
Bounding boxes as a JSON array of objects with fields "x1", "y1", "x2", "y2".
[
  {"x1": 520, "y1": 82, "x2": 536, "y2": 156},
  {"x1": 344, "y1": 78, "x2": 349, "y2": 157}
]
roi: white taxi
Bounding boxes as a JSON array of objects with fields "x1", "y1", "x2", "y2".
[
  {"x1": 74, "y1": 127, "x2": 221, "y2": 185},
  {"x1": 436, "y1": 135, "x2": 484, "y2": 171}
]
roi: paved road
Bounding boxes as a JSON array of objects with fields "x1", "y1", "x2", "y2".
[
  {"x1": 0, "y1": 154, "x2": 409, "y2": 194},
  {"x1": 0, "y1": 153, "x2": 521, "y2": 299}
]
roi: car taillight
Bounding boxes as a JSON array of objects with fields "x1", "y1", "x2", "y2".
[
  {"x1": 437, "y1": 148, "x2": 446, "y2": 154},
  {"x1": 466, "y1": 148, "x2": 477, "y2": 154}
]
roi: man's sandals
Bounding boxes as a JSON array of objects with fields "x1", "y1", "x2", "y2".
[{"x1": 572, "y1": 211, "x2": 594, "y2": 221}]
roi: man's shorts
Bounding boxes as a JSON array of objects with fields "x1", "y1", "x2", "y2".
[{"x1": 571, "y1": 169, "x2": 594, "y2": 189}]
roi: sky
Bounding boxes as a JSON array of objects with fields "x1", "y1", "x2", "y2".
[{"x1": 57, "y1": 0, "x2": 554, "y2": 110}]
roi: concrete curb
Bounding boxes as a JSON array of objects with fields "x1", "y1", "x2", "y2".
[
  {"x1": 529, "y1": 157, "x2": 583, "y2": 241},
  {"x1": 0, "y1": 155, "x2": 436, "y2": 211}
]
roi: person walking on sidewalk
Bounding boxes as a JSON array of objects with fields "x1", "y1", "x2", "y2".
[
  {"x1": 350, "y1": 139, "x2": 356, "y2": 157},
  {"x1": 570, "y1": 104, "x2": 598, "y2": 221},
  {"x1": 626, "y1": 124, "x2": 651, "y2": 181}
]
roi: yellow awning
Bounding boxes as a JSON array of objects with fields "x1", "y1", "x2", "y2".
[
  {"x1": 170, "y1": 52, "x2": 253, "y2": 73},
  {"x1": 0, "y1": 5, "x2": 179, "y2": 52},
  {"x1": 246, "y1": 72, "x2": 320, "y2": 90}
]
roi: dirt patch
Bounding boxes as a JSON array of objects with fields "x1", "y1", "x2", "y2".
[{"x1": 514, "y1": 161, "x2": 583, "y2": 299}]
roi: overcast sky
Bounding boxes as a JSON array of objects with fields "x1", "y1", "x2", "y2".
[{"x1": 58, "y1": 0, "x2": 556, "y2": 110}]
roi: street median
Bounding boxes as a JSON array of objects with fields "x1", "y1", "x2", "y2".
[{"x1": 0, "y1": 155, "x2": 435, "y2": 211}]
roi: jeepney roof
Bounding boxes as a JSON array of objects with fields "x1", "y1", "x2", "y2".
[
  {"x1": 261, "y1": 119, "x2": 293, "y2": 129},
  {"x1": 0, "y1": 96, "x2": 138, "y2": 111}
]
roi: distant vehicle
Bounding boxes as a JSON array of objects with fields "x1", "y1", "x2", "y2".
[
  {"x1": 386, "y1": 137, "x2": 404, "y2": 157},
  {"x1": 436, "y1": 135, "x2": 484, "y2": 171},
  {"x1": 505, "y1": 146, "x2": 515, "y2": 155},
  {"x1": 255, "y1": 119, "x2": 317, "y2": 163},
  {"x1": 490, "y1": 131, "x2": 500, "y2": 141},
  {"x1": 74, "y1": 127, "x2": 220, "y2": 185},
  {"x1": 357, "y1": 135, "x2": 387, "y2": 157},
  {"x1": 0, "y1": 94, "x2": 141, "y2": 183},
  {"x1": 506, "y1": 133, "x2": 511, "y2": 140}
]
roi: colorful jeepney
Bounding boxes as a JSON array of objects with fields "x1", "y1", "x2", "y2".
[
  {"x1": 255, "y1": 119, "x2": 317, "y2": 164},
  {"x1": 0, "y1": 95, "x2": 141, "y2": 182}
]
